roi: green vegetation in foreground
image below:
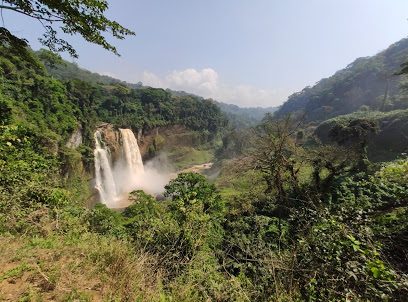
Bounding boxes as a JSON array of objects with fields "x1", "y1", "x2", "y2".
[
  {"x1": 1, "y1": 37, "x2": 408, "y2": 301},
  {"x1": 2, "y1": 119, "x2": 407, "y2": 300}
]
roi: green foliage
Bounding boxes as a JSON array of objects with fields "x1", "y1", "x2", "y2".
[
  {"x1": 377, "y1": 159, "x2": 408, "y2": 185},
  {"x1": 0, "y1": 125, "x2": 58, "y2": 201},
  {"x1": 316, "y1": 109, "x2": 408, "y2": 161},
  {"x1": 0, "y1": 98, "x2": 12, "y2": 125},
  {"x1": 165, "y1": 173, "x2": 225, "y2": 221},
  {"x1": 41, "y1": 52, "x2": 133, "y2": 86},
  {"x1": 296, "y1": 218, "x2": 402, "y2": 301},
  {"x1": 80, "y1": 177, "x2": 229, "y2": 300},
  {"x1": 221, "y1": 200, "x2": 291, "y2": 300},
  {"x1": 215, "y1": 116, "x2": 408, "y2": 301},
  {"x1": 329, "y1": 118, "x2": 378, "y2": 171},
  {"x1": 60, "y1": 72, "x2": 226, "y2": 138},
  {"x1": 287, "y1": 167, "x2": 408, "y2": 300},
  {"x1": 329, "y1": 118, "x2": 378, "y2": 146},
  {"x1": 276, "y1": 38, "x2": 408, "y2": 122},
  {"x1": 1, "y1": 25, "x2": 408, "y2": 301},
  {"x1": 88, "y1": 204, "x2": 127, "y2": 238},
  {"x1": 123, "y1": 191, "x2": 176, "y2": 245},
  {"x1": 0, "y1": 123, "x2": 88, "y2": 235},
  {"x1": 0, "y1": 0, "x2": 135, "y2": 57},
  {"x1": 0, "y1": 46, "x2": 77, "y2": 139}
]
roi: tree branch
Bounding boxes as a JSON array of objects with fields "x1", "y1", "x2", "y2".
[{"x1": 0, "y1": 5, "x2": 63, "y2": 22}]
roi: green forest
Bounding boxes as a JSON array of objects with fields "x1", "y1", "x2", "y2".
[
  {"x1": 275, "y1": 39, "x2": 408, "y2": 122},
  {"x1": 0, "y1": 1, "x2": 408, "y2": 301}
]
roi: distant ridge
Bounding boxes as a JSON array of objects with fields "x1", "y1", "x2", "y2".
[{"x1": 275, "y1": 38, "x2": 408, "y2": 122}]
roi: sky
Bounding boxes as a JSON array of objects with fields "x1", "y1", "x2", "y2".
[{"x1": 4, "y1": 0, "x2": 408, "y2": 107}]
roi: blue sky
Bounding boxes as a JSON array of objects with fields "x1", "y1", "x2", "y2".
[{"x1": 4, "y1": 0, "x2": 408, "y2": 107}]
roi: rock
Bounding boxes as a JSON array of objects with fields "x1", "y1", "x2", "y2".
[{"x1": 66, "y1": 126, "x2": 83, "y2": 149}]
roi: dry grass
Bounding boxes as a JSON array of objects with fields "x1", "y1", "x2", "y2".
[{"x1": 0, "y1": 234, "x2": 163, "y2": 301}]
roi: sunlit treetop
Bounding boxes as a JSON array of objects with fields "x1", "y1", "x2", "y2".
[{"x1": 0, "y1": 0, "x2": 135, "y2": 57}]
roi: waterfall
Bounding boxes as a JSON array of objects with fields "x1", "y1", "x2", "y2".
[
  {"x1": 94, "y1": 130, "x2": 118, "y2": 207},
  {"x1": 119, "y1": 128, "x2": 145, "y2": 176},
  {"x1": 93, "y1": 127, "x2": 145, "y2": 208}
]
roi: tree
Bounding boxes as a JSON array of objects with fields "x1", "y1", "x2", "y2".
[
  {"x1": 0, "y1": 0, "x2": 135, "y2": 57},
  {"x1": 253, "y1": 114, "x2": 304, "y2": 196},
  {"x1": 164, "y1": 172, "x2": 224, "y2": 222},
  {"x1": 252, "y1": 115, "x2": 305, "y2": 235},
  {"x1": 329, "y1": 118, "x2": 377, "y2": 171},
  {"x1": 396, "y1": 61, "x2": 408, "y2": 75},
  {"x1": 309, "y1": 144, "x2": 355, "y2": 193}
]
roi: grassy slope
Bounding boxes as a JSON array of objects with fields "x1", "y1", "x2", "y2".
[
  {"x1": 0, "y1": 234, "x2": 161, "y2": 301},
  {"x1": 214, "y1": 157, "x2": 264, "y2": 202},
  {"x1": 168, "y1": 147, "x2": 214, "y2": 170}
]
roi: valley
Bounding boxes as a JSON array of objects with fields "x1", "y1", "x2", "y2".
[{"x1": 0, "y1": 2, "x2": 407, "y2": 301}]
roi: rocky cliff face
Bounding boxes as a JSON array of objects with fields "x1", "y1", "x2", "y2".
[
  {"x1": 138, "y1": 125, "x2": 207, "y2": 159},
  {"x1": 93, "y1": 123, "x2": 207, "y2": 161},
  {"x1": 66, "y1": 126, "x2": 83, "y2": 149},
  {"x1": 96, "y1": 123, "x2": 122, "y2": 163}
]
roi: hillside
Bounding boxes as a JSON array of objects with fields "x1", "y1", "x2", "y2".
[
  {"x1": 315, "y1": 109, "x2": 408, "y2": 160},
  {"x1": 165, "y1": 91, "x2": 278, "y2": 127},
  {"x1": 41, "y1": 53, "x2": 275, "y2": 128},
  {"x1": 0, "y1": 47, "x2": 227, "y2": 181},
  {"x1": 215, "y1": 102, "x2": 277, "y2": 128},
  {"x1": 275, "y1": 38, "x2": 408, "y2": 122},
  {"x1": 37, "y1": 49, "x2": 143, "y2": 89}
]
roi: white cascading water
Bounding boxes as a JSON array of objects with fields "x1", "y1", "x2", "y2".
[
  {"x1": 94, "y1": 128, "x2": 145, "y2": 208},
  {"x1": 94, "y1": 130, "x2": 119, "y2": 207},
  {"x1": 119, "y1": 128, "x2": 145, "y2": 176}
]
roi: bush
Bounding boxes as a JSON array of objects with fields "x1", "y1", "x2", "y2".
[{"x1": 88, "y1": 204, "x2": 127, "y2": 238}]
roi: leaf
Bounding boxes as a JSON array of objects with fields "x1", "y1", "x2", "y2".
[{"x1": 371, "y1": 267, "x2": 380, "y2": 278}]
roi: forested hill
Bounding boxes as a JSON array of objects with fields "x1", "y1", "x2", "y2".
[
  {"x1": 37, "y1": 49, "x2": 144, "y2": 89},
  {"x1": 275, "y1": 38, "x2": 408, "y2": 122},
  {"x1": 40, "y1": 51, "x2": 276, "y2": 127},
  {"x1": 0, "y1": 46, "x2": 227, "y2": 183}
]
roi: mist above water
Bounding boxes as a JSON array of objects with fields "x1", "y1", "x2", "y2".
[
  {"x1": 112, "y1": 151, "x2": 174, "y2": 198},
  {"x1": 94, "y1": 128, "x2": 174, "y2": 208}
]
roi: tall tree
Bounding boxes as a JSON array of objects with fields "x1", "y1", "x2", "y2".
[
  {"x1": 253, "y1": 114, "x2": 305, "y2": 235},
  {"x1": 253, "y1": 114, "x2": 304, "y2": 196},
  {"x1": 0, "y1": 0, "x2": 135, "y2": 57}
]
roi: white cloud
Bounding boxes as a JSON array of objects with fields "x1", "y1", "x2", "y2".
[
  {"x1": 99, "y1": 71, "x2": 119, "y2": 78},
  {"x1": 141, "y1": 68, "x2": 285, "y2": 107}
]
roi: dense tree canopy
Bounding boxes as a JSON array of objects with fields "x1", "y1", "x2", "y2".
[{"x1": 0, "y1": 47, "x2": 227, "y2": 144}]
